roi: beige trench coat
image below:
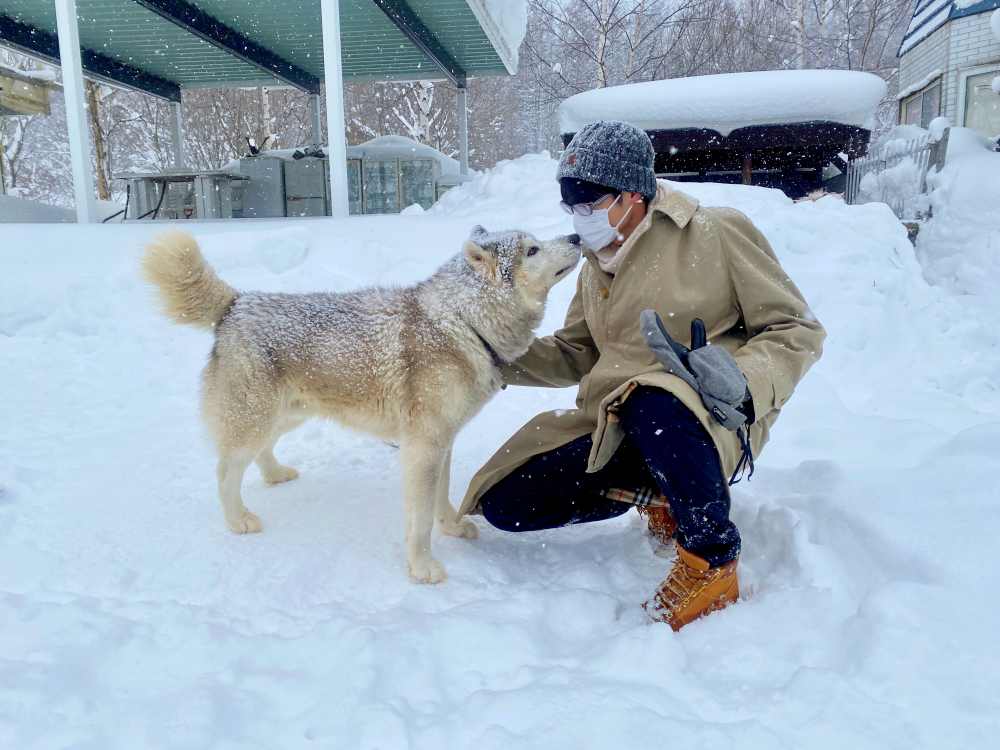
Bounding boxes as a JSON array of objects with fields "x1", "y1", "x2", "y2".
[{"x1": 458, "y1": 182, "x2": 826, "y2": 517}]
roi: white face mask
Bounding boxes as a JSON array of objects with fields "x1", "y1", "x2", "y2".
[{"x1": 572, "y1": 195, "x2": 632, "y2": 251}]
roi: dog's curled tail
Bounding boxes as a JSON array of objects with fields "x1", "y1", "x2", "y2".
[{"x1": 142, "y1": 231, "x2": 237, "y2": 329}]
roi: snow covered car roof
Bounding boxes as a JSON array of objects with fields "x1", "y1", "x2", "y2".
[{"x1": 559, "y1": 70, "x2": 888, "y2": 138}]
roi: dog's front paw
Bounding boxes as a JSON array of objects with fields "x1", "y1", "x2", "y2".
[
  {"x1": 227, "y1": 510, "x2": 263, "y2": 534},
  {"x1": 408, "y1": 556, "x2": 447, "y2": 584},
  {"x1": 440, "y1": 518, "x2": 479, "y2": 539},
  {"x1": 262, "y1": 465, "x2": 299, "y2": 485}
]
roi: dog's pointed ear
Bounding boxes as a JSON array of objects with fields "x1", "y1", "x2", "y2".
[
  {"x1": 470, "y1": 225, "x2": 488, "y2": 241},
  {"x1": 463, "y1": 239, "x2": 499, "y2": 283}
]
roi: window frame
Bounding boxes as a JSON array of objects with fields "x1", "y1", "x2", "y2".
[
  {"x1": 899, "y1": 76, "x2": 943, "y2": 128},
  {"x1": 957, "y1": 64, "x2": 1000, "y2": 135}
]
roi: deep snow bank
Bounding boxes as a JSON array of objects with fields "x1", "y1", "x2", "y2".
[
  {"x1": 2, "y1": 154, "x2": 999, "y2": 749},
  {"x1": 917, "y1": 146, "x2": 1000, "y2": 295},
  {"x1": 430, "y1": 151, "x2": 561, "y2": 229}
]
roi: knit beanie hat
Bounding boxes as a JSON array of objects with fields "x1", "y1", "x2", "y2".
[{"x1": 557, "y1": 121, "x2": 656, "y2": 199}]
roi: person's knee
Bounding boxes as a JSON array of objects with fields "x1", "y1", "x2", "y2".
[
  {"x1": 621, "y1": 386, "x2": 696, "y2": 429},
  {"x1": 479, "y1": 485, "x2": 532, "y2": 532},
  {"x1": 620, "y1": 386, "x2": 722, "y2": 484}
]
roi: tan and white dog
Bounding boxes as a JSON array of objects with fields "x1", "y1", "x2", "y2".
[{"x1": 142, "y1": 227, "x2": 581, "y2": 583}]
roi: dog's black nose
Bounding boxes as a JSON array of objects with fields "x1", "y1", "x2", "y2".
[{"x1": 567, "y1": 233, "x2": 581, "y2": 246}]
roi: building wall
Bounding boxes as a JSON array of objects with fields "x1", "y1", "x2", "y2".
[
  {"x1": 945, "y1": 13, "x2": 1000, "y2": 123},
  {"x1": 899, "y1": 23, "x2": 950, "y2": 95},
  {"x1": 898, "y1": 12, "x2": 1000, "y2": 126}
]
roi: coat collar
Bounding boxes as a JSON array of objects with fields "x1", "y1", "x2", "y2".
[
  {"x1": 582, "y1": 181, "x2": 699, "y2": 278},
  {"x1": 647, "y1": 180, "x2": 699, "y2": 228}
]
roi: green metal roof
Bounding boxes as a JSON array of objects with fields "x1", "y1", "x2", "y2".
[
  {"x1": 0, "y1": 0, "x2": 515, "y2": 100},
  {"x1": 188, "y1": 0, "x2": 512, "y2": 80},
  {"x1": 3, "y1": 0, "x2": 272, "y2": 87}
]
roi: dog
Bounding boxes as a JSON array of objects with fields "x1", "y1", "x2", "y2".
[{"x1": 142, "y1": 227, "x2": 581, "y2": 582}]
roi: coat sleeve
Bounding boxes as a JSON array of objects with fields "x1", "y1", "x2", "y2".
[
  {"x1": 716, "y1": 209, "x2": 826, "y2": 421},
  {"x1": 500, "y1": 272, "x2": 600, "y2": 388}
]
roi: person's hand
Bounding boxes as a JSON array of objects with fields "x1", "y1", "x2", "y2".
[{"x1": 640, "y1": 310, "x2": 750, "y2": 431}]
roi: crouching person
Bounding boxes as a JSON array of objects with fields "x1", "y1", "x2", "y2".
[{"x1": 457, "y1": 121, "x2": 826, "y2": 630}]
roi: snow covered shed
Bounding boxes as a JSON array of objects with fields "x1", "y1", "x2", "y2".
[
  {"x1": 0, "y1": 0, "x2": 527, "y2": 221},
  {"x1": 897, "y1": 1, "x2": 1000, "y2": 138},
  {"x1": 347, "y1": 135, "x2": 459, "y2": 213},
  {"x1": 206, "y1": 135, "x2": 458, "y2": 219},
  {"x1": 559, "y1": 70, "x2": 887, "y2": 199}
]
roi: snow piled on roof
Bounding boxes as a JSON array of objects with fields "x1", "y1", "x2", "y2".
[
  {"x1": 246, "y1": 136, "x2": 460, "y2": 176},
  {"x1": 468, "y1": 0, "x2": 528, "y2": 71},
  {"x1": 899, "y1": 0, "x2": 952, "y2": 55},
  {"x1": 559, "y1": 70, "x2": 887, "y2": 136},
  {"x1": 900, "y1": 0, "x2": 1000, "y2": 55},
  {"x1": 348, "y1": 135, "x2": 460, "y2": 175},
  {"x1": 896, "y1": 68, "x2": 943, "y2": 100}
]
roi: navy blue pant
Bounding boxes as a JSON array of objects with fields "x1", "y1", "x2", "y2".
[{"x1": 480, "y1": 387, "x2": 741, "y2": 567}]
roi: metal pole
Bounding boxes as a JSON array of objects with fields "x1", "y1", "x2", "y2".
[
  {"x1": 457, "y1": 86, "x2": 469, "y2": 176},
  {"x1": 54, "y1": 0, "x2": 98, "y2": 223},
  {"x1": 310, "y1": 93, "x2": 323, "y2": 145},
  {"x1": 170, "y1": 99, "x2": 185, "y2": 168},
  {"x1": 319, "y1": 0, "x2": 350, "y2": 218}
]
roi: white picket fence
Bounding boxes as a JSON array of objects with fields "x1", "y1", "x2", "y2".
[{"x1": 845, "y1": 130, "x2": 949, "y2": 219}]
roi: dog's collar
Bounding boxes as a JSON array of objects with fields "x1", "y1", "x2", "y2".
[{"x1": 466, "y1": 322, "x2": 507, "y2": 369}]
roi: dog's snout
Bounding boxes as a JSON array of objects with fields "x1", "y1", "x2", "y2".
[{"x1": 567, "y1": 233, "x2": 581, "y2": 246}]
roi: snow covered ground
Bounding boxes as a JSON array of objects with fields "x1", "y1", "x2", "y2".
[{"x1": 2, "y1": 154, "x2": 999, "y2": 748}]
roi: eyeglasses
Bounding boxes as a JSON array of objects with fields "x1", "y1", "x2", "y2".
[{"x1": 559, "y1": 194, "x2": 617, "y2": 216}]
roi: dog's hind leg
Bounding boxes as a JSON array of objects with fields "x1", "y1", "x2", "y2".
[
  {"x1": 257, "y1": 417, "x2": 305, "y2": 485},
  {"x1": 202, "y1": 355, "x2": 280, "y2": 534},
  {"x1": 434, "y1": 444, "x2": 478, "y2": 540},
  {"x1": 217, "y1": 449, "x2": 262, "y2": 533},
  {"x1": 400, "y1": 435, "x2": 447, "y2": 583}
]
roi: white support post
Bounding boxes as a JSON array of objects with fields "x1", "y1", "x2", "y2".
[
  {"x1": 457, "y1": 86, "x2": 469, "y2": 176},
  {"x1": 170, "y1": 100, "x2": 185, "y2": 168},
  {"x1": 319, "y1": 0, "x2": 350, "y2": 218},
  {"x1": 310, "y1": 94, "x2": 323, "y2": 145},
  {"x1": 54, "y1": 0, "x2": 97, "y2": 223}
]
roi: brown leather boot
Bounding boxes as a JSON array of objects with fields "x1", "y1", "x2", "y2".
[
  {"x1": 643, "y1": 546, "x2": 739, "y2": 631},
  {"x1": 636, "y1": 503, "x2": 677, "y2": 547}
]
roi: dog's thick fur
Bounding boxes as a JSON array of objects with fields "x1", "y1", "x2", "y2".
[{"x1": 143, "y1": 228, "x2": 580, "y2": 582}]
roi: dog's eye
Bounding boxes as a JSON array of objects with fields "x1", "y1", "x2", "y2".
[{"x1": 526, "y1": 246, "x2": 540, "y2": 257}]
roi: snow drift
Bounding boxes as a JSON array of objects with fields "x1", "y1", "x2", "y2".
[
  {"x1": 1, "y1": 153, "x2": 998, "y2": 748},
  {"x1": 917, "y1": 136, "x2": 1000, "y2": 295}
]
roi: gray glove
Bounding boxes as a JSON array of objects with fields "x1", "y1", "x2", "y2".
[{"x1": 640, "y1": 309, "x2": 750, "y2": 431}]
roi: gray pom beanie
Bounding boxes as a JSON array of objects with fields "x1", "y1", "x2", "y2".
[{"x1": 557, "y1": 121, "x2": 656, "y2": 199}]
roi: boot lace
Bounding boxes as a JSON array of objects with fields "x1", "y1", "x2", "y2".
[{"x1": 653, "y1": 560, "x2": 720, "y2": 616}]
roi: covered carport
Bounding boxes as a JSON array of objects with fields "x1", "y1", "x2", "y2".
[{"x1": 0, "y1": 0, "x2": 521, "y2": 221}]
